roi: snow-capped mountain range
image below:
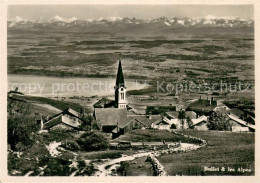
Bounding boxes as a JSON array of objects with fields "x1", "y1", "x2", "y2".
[
  {"x1": 8, "y1": 15, "x2": 253, "y2": 28},
  {"x1": 7, "y1": 15, "x2": 253, "y2": 36}
]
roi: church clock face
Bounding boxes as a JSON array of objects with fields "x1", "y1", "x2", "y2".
[{"x1": 121, "y1": 88, "x2": 124, "y2": 91}]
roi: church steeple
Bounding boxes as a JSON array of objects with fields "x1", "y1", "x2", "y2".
[
  {"x1": 115, "y1": 58, "x2": 125, "y2": 88},
  {"x1": 115, "y1": 57, "x2": 127, "y2": 108}
]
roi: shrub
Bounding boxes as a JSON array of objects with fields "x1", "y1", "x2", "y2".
[
  {"x1": 61, "y1": 140, "x2": 80, "y2": 151},
  {"x1": 77, "y1": 131, "x2": 109, "y2": 151},
  {"x1": 116, "y1": 161, "x2": 129, "y2": 176},
  {"x1": 43, "y1": 158, "x2": 72, "y2": 176}
]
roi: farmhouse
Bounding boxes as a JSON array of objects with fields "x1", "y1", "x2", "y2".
[
  {"x1": 151, "y1": 117, "x2": 173, "y2": 130},
  {"x1": 227, "y1": 114, "x2": 255, "y2": 132},
  {"x1": 42, "y1": 108, "x2": 83, "y2": 131}
]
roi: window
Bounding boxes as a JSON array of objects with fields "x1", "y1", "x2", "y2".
[{"x1": 121, "y1": 93, "x2": 124, "y2": 100}]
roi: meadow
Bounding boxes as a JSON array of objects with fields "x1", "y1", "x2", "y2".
[{"x1": 158, "y1": 130, "x2": 255, "y2": 175}]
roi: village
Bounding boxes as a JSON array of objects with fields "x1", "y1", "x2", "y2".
[
  {"x1": 32, "y1": 59, "x2": 255, "y2": 135},
  {"x1": 7, "y1": 58, "x2": 255, "y2": 176}
]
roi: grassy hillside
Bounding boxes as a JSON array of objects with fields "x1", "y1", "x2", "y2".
[
  {"x1": 158, "y1": 130, "x2": 254, "y2": 175},
  {"x1": 10, "y1": 94, "x2": 86, "y2": 113}
]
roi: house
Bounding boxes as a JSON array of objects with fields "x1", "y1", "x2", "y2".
[
  {"x1": 162, "y1": 110, "x2": 198, "y2": 129},
  {"x1": 151, "y1": 117, "x2": 173, "y2": 130},
  {"x1": 128, "y1": 114, "x2": 161, "y2": 129},
  {"x1": 227, "y1": 114, "x2": 255, "y2": 132},
  {"x1": 190, "y1": 115, "x2": 208, "y2": 130},
  {"x1": 42, "y1": 108, "x2": 83, "y2": 131}
]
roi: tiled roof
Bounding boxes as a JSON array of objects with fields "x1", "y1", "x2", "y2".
[
  {"x1": 94, "y1": 108, "x2": 128, "y2": 128},
  {"x1": 43, "y1": 115, "x2": 63, "y2": 129},
  {"x1": 127, "y1": 115, "x2": 162, "y2": 127}
]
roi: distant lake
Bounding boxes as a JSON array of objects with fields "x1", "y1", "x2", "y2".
[{"x1": 8, "y1": 74, "x2": 148, "y2": 97}]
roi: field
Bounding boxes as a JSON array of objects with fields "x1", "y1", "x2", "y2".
[
  {"x1": 8, "y1": 28, "x2": 255, "y2": 114},
  {"x1": 158, "y1": 130, "x2": 255, "y2": 175},
  {"x1": 8, "y1": 30, "x2": 254, "y2": 85}
]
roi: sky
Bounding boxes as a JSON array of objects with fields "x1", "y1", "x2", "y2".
[{"x1": 8, "y1": 5, "x2": 254, "y2": 20}]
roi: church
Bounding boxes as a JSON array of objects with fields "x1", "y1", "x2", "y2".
[
  {"x1": 93, "y1": 59, "x2": 162, "y2": 138},
  {"x1": 93, "y1": 59, "x2": 127, "y2": 109}
]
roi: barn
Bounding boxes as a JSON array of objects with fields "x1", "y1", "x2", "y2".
[{"x1": 42, "y1": 108, "x2": 83, "y2": 131}]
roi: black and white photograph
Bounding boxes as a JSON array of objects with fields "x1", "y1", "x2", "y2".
[{"x1": 2, "y1": 1, "x2": 258, "y2": 180}]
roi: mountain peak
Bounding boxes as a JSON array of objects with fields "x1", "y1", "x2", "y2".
[
  {"x1": 51, "y1": 16, "x2": 78, "y2": 23},
  {"x1": 8, "y1": 15, "x2": 254, "y2": 29},
  {"x1": 13, "y1": 16, "x2": 25, "y2": 22}
]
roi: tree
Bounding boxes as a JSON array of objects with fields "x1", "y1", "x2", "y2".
[
  {"x1": 8, "y1": 99, "x2": 38, "y2": 151},
  {"x1": 207, "y1": 116, "x2": 231, "y2": 131},
  {"x1": 178, "y1": 110, "x2": 186, "y2": 129},
  {"x1": 186, "y1": 116, "x2": 193, "y2": 129},
  {"x1": 79, "y1": 114, "x2": 93, "y2": 131},
  {"x1": 76, "y1": 131, "x2": 109, "y2": 151}
]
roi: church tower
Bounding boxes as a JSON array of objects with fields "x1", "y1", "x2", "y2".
[{"x1": 115, "y1": 59, "x2": 127, "y2": 108}]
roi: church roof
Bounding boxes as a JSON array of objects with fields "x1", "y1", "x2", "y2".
[
  {"x1": 94, "y1": 108, "x2": 128, "y2": 128},
  {"x1": 116, "y1": 60, "x2": 125, "y2": 87}
]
